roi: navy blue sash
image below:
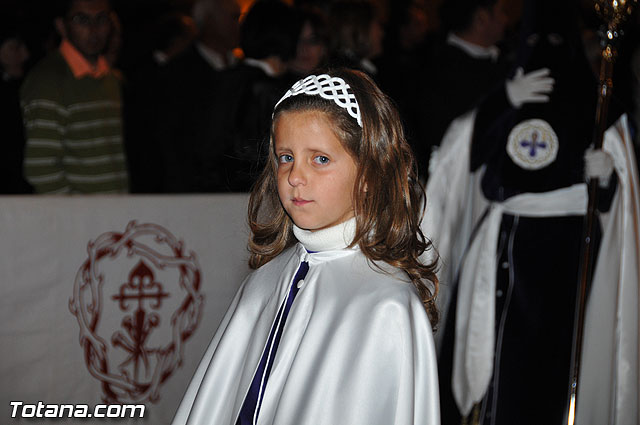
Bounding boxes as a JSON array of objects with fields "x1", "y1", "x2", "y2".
[{"x1": 236, "y1": 261, "x2": 309, "y2": 425}]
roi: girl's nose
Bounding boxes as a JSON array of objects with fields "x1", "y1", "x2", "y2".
[{"x1": 288, "y1": 162, "x2": 306, "y2": 186}]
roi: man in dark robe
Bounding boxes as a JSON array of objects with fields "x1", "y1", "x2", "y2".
[
  {"x1": 415, "y1": 0, "x2": 511, "y2": 180},
  {"x1": 436, "y1": 1, "x2": 621, "y2": 423}
]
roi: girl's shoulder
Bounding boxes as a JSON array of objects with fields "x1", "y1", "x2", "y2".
[
  {"x1": 241, "y1": 245, "x2": 300, "y2": 289},
  {"x1": 323, "y1": 251, "x2": 421, "y2": 304},
  {"x1": 329, "y1": 255, "x2": 433, "y2": 336},
  {"x1": 254, "y1": 245, "x2": 300, "y2": 274},
  {"x1": 353, "y1": 252, "x2": 413, "y2": 285}
]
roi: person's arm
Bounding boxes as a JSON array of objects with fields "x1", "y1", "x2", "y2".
[{"x1": 21, "y1": 82, "x2": 71, "y2": 194}]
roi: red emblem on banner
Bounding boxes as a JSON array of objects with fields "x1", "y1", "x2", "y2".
[{"x1": 69, "y1": 221, "x2": 203, "y2": 403}]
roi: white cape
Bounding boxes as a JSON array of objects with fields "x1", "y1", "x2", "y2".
[
  {"x1": 172, "y1": 243, "x2": 440, "y2": 425},
  {"x1": 576, "y1": 114, "x2": 640, "y2": 425},
  {"x1": 424, "y1": 112, "x2": 639, "y2": 423}
]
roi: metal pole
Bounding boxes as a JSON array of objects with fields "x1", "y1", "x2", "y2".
[{"x1": 565, "y1": 2, "x2": 636, "y2": 424}]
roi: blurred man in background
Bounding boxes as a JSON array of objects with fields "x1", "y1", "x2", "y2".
[{"x1": 21, "y1": 0, "x2": 128, "y2": 194}]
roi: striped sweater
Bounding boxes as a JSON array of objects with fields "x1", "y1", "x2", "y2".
[{"x1": 21, "y1": 50, "x2": 129, "y2": 194}]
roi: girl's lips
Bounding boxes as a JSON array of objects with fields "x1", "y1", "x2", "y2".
[{"x1": 292, "y1": 198, "x2": 311, "y2": 206}]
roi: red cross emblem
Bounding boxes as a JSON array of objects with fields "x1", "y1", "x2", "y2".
[{"x1": 69, "y1": 221, "x2": 203, "y2": 403}]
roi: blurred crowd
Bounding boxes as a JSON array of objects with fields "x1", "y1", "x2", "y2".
[{"x1": 1, "y1": 0, "x2": 639, "y2": 194}]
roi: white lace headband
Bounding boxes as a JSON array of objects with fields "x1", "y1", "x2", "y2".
[{"x1": 274, "y1": 74, "x2": 362, "y2": 127}]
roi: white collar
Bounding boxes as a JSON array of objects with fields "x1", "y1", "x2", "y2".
[
  {"x1": 243, "y1": 57, "x2": 278, "y2": 77},
  {"x1": 446, "y1": 32, "x2": 500, "y2": 62},
  {"x1": 293, "y1": 218, "x2": 357, "y2": 252}
]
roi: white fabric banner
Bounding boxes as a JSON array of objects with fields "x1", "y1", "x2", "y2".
[{"x1": 0, "y1": 194, "x2": 251, "y2": 424}]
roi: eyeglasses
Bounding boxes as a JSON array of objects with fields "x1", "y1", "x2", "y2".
[{"x1": 68, "y1": 13, "x2": 111, "y2": 27}]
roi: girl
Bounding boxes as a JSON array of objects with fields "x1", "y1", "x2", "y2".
[{"x1": 172, "y1": 69, "x2": 440, "y2": 425}]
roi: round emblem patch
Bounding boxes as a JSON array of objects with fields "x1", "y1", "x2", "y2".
[{"x1": 506, "y1": 119, "x2": 559, "y2": 170}]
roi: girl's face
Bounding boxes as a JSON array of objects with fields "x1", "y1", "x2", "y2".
[{"x1": 274, "y1": 110, "x2": 358, "y2": 232}]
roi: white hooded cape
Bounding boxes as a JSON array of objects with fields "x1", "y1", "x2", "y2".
[{"x1": 172, "y1": 219, "x2": 440, "y2": 425}]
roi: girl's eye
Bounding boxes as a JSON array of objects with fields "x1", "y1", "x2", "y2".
[
  {"x1": 278, "y1": 154, "x2": 294, "y2": 164},
  {"x1": 313, "y1": 156, "x2": 330, "y2": 165}
]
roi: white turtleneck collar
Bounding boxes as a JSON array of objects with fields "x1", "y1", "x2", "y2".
[{"x1": 293, "y1": 218, "x2": 357, "y2": 252}]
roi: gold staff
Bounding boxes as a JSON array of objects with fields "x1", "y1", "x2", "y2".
[{"x1": 566, "y1": 1, "x2": 637, "y2": 424}]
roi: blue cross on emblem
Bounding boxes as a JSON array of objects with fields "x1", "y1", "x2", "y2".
[
  {"x1": 507, "y1": 119, "x2": 558, "y2": 170},
  {"x1": 520, "y1": 131, "x2": 547, "y2": 157}
]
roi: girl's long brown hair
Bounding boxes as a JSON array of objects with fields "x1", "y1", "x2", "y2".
[{"x1": 248, "y1": 68, "x2": 439, "y2": 327}]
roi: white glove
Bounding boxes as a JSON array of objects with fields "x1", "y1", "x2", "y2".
[
  {"x1": 505, "y1": 67, "x2": 555, "y2": 109},
  {"x1": 584, "y1": 147, "x2": 614, "y2": 187}
]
